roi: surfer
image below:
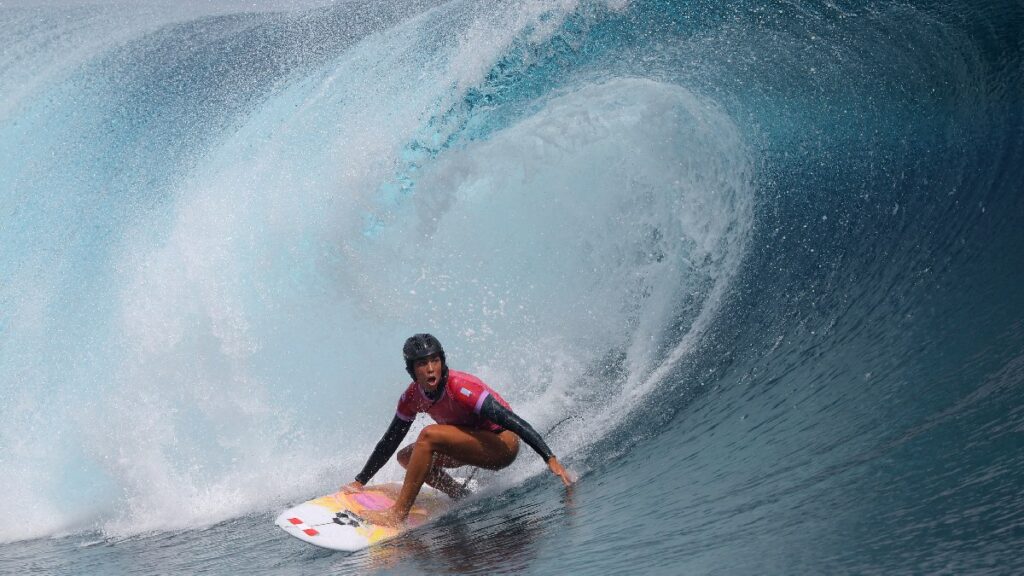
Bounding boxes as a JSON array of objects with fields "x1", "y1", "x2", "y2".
[{"x1": 344, "y1": 333, "x2": 572, "y2": 527}]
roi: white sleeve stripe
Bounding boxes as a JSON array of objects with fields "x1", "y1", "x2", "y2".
[
  {"x1": 396, "y1": 411, "x2": 415, "y2": 422},
  {"x1": 473, "y1": 391, "x2": 490, "y2": 414}
]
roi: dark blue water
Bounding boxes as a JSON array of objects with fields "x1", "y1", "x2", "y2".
[{"x1": 2, "y1": 0, "x2": 1022, "y2": 574}]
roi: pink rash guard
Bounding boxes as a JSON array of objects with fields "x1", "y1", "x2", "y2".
[{"x1": 395, "y1": 370, "x2": 512, "y2": 433}]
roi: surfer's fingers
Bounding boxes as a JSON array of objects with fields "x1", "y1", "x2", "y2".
[
  {"x1": 341, "y1": 481, "x2": 364, "y2": 493},
  {"x1": 548, "y1": 457, "x2": 574, "y2": 486}
]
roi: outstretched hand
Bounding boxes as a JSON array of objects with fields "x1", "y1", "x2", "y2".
[
  {"x1": 547, "y1": 456, "x2": 574, "y2": 487},
  {"x1": 341, "y1": 480, "x2": 364, "y2": 493}
]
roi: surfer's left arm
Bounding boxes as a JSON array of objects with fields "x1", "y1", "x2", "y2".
[
  {"x1": 479, "y1": 396, "x2": 573, "y2": 486},
  {"x1": 347, "y1": 415, "x2": 413, "y2": 490}
]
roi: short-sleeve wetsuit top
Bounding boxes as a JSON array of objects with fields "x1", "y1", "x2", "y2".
[
  {"x1": 354, "y1": 368, "x2": 556, "y2": 485},
  {"x1": 395, "y1": 370, "x2": 513, "y2": 433}
]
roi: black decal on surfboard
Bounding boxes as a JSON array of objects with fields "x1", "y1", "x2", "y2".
[{"x1": 333, "y1": 511, "x2": 363, "y2": 527}]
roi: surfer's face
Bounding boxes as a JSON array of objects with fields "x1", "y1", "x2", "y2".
[{"x1": 413, "y1": 354, "x2": 444, "y2": 392}]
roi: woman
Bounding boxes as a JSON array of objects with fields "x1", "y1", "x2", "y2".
[{"x1": 345, "y1": 333, "x2": 572, "y2": 526}]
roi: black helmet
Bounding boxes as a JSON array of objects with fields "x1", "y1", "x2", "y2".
[{"x1": 403, "y1": 333, "x2": 445, "y2": 376}]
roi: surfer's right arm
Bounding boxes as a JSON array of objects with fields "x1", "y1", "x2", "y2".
[{"x1": 349, "y1": 415, "x2": 413, "y2": 488}]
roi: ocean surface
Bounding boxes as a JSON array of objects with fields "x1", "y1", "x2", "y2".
[{"x1": 2, "y1": 0, "x2": 1022, "y2": 574}]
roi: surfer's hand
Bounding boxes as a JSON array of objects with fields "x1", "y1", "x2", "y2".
[
  {"x1": 548, "y1": 457, "x2": 573, "y2": 486},
  {"x1": 342, "y1": 481, "x2": 364, "y2": 493}
]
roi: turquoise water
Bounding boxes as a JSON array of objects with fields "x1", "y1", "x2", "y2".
[{"x1": 2, "y1": 0, "x2": 1022, "y2": 573}]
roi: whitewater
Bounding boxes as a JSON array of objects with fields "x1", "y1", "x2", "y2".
[{"x1": 1, "y1": 0, "x2": 1022, "y2": 574}]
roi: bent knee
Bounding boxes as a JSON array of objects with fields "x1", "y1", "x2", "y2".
[
  {"x1": 416, "y1": 424, "x2": 444, "y2": 446},
  {"x1": 396, "y1": 446, "x2": 413, "y2": 467}
]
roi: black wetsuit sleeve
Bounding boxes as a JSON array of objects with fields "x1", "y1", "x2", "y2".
[
  {"x1": 479, "y1": 396, "x2": 555, "y2": 462},
  {"x1": 354, "y1": 415, "x2": 412, "y2": 485}
]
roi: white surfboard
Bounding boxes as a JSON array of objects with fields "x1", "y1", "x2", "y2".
[{"x1": 275, "y1": 483, "x2": 450, "y2": 552}]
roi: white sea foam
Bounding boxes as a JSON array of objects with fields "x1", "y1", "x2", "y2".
[{"x1": 396, "y1": 77, "x2": 755, "y2": 483}]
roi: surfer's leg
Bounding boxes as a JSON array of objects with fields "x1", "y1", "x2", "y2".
[
  {"x1": 392, "y1": 425, "x2": 519, "y2": 518},
  {"x1": 396, "y1": 445, "x2": 470, "y2": 500}
]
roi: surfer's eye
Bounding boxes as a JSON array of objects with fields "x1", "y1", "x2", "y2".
[{"x1": 416, "y1": 355, "x2": 440, "y2": 368}]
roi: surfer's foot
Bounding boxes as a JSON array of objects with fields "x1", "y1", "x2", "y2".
[{"x1": 361, "y1": 507, "x2": 406, "y2": 528}]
